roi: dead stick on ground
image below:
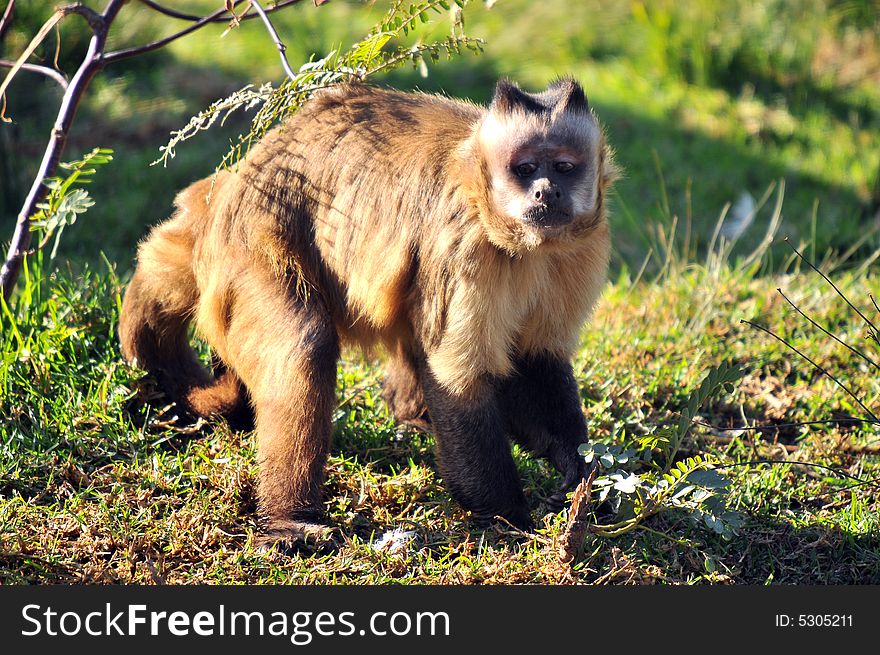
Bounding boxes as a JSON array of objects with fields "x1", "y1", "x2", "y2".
[{"x1": 558, "y1": 465, "x2": 599, "y2": 564}]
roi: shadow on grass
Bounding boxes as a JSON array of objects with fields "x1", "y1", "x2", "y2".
[{"x1": 712, "y1": 60, "x2": 880, "y2": 128}]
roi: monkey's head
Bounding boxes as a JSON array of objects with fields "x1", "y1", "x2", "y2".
[{"x1": 470, "y1": 78, "x2": 617, "y2": 253}]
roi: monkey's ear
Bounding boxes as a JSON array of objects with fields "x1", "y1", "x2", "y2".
[
  {"x1": 490, "y1": 79, "x2": 545, "y2": 115},
  {"x1": 548, "y1": 78, "x2": 590, "y2": 117}
]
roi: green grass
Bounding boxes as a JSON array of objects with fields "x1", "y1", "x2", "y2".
[
  {"x1": 1, "y1": 0, "x2": 879, "y2": 584},
  {"x1": 2, "y1": 243, "x2": 879, "y2": 584}
]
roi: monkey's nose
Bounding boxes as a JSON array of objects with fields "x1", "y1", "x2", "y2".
[{"x1": 533, "y1": 185, "x2": 563, "y2": 202}]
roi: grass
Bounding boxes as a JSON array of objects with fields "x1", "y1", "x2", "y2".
[
  {"x1": 1, "y1": 0, "x2": 879, "y2": 584},
  {"x1": 2, "y1": 237, "x2": 879, "y2": 584}
]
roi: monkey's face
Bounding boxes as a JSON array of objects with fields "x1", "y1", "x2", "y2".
[
  {"x1": 491, "y1": 133, "x2": 597, "y2": 232},
  {"x1": 476, "y1": 79, "x2": 612, "y2": 252}
]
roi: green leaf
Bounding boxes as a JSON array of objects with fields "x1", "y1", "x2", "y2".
[
  {"x1": 670, "y1": 483, "x2": 695, "y2": 501},
  {"x1": 687, "y1": 468, "x2": 731, "y2": 489},
  {"x1": 703, "y1": 513, "x2": 721, "y2": 531},
  {"x1": 704, "y1": 556, "x2": 716, "y2": 574}
]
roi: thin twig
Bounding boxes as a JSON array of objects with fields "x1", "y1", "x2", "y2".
[
  {"x1": 0, "y1": 0, "x2": 15, "y2": 39},
  {"x1": 0, "y1": 59, "x2": 67, "y2": 89},
  {"x1": 137, "y1": 0, "x2": 306, "y2": 23},
  {"x1": 104, "y1": 0, "x2": 307, "y2": 64},
  {"x1": 784, "y1": 237, "x2": 880, "y2": 337},
  {"x1": 250, "y1": 0, "x2": 297, "y2": 81},
  {"x1": 58, "y1": 2, "x2": 104, "y2": 32},
  {"x1": 741, "y1": 319, "x2": 879, "y2": 423},
  {"x1": 807, "y1": 473, "x2": 880, "y2": 502},
  {"x1": 682, "y1": 435, "x2": 799, "y2": 453},
  {"x1": 103, "y1": 3, "x2": 240, "y2": 63},
  {"x1": 0, "y1": 9, "x2": 66, "y2": 103},
  {"x1": 137, "y1": 0, "x2": 233, "y2": 22},
  {"x1": 692, "y1": 417, "x2": 879, "y2": 432},
  {"x1": 777, "y1": 287, "x2": 880, "y2": 372},
  {"x1": 685, "y1": 433, "x2": 880, "y2": 456},
  {"x1": 720, "y1": 459, "x2": 880, "y2": 493}
]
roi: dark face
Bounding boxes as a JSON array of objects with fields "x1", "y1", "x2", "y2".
[
  {"x1": 506, "y1": 139, "x2": 588, "y2": 230},
  {"x1": 481, "y1": 124, "x2": 600, "y2": 246}
]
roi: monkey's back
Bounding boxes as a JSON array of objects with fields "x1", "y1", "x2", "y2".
[{"x1": 227, "y1": 84, "x2": 482, "y2": 339}]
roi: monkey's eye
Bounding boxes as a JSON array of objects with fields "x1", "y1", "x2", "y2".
[
  {"x1": 554, "y1": 161, "x2": 576, "y2": 173},
  {"x1": 513, "y1": 162, "x2": 538, "y2": 177}
]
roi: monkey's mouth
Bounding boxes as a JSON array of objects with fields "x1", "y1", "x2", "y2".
[{"x1": 522, "y1": 205, "x2": 574, "y2": 230}]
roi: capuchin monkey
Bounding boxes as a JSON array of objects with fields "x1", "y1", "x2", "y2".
[{"x1": 119, "y1": 77, "x2": 618, "y2": 550}]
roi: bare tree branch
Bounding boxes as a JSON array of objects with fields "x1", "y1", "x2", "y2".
[
  {"x1": 1, "y1": 0, "x2": 123, "y2": 302},
  {"x1": 1, "y1": 0, "x2": 323, "y2": 300},
  {"x1": 104, "y1": 0, "x2": 307, "y2": 64},
  {"x1": 0, "y1": 0, "x2": 15, "y2": 40},
  {"x1": 137, "y1": 0, "x2": 232, "y2": 22},
  {"x1": 250, "y1": 0, "x2": 297, "y2": 80},
  {"x1": 102, "y1": 3, "x2": 239, "y2": 63},
  {"x1": 58, "y1": 2, "x2": 104, "y2": 33},
  {"x1": 0, "y1": 59, "x2": 68, "y2": 90},
  {"x1": 136, "y1": 0, "x2": 307, "y2": 23}
]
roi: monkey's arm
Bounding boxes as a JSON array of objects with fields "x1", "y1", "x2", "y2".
[
  {"x1": 499, "y1": 353, "x2": 591, "y2": 509},
  {"x1": 419, "y1": 365, "x2": 532, "y2": 530}
]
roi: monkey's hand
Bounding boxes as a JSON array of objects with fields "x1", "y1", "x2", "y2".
[{"x1": 546, "y1": 451, "x2": 593, "y2": 512}]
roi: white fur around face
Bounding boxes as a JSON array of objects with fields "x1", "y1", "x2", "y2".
[{"x1": 477, "y1": 109, "x2": 603, "y2": 249}]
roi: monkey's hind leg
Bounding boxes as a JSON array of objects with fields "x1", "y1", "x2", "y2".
[
  {"x1": 382, "y1": 346, "x2": 431, "y2": 431},
  {"x1": 221, "y1": 273, "x2": 340, "y2": 553},
  {"x1": 119, "y1": 220, "x2": 253, "y2": 430},
  {"x1": 499, "y1": 354, "x2": 591, "y2": 511}
]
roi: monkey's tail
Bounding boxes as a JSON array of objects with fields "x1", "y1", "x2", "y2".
[{"x1": 119, "y1": 213, "x2": 251, "y2": 428}]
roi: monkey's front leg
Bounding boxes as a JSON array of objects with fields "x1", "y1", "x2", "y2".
[
  {"x1": 420, "y1": 369, "x2": 533, "y2": 531},
  {"x1": 499, "y1": 354, "x2": 591, "y2": 509}
]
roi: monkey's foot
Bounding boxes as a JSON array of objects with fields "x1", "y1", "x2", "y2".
[
  {"x1": 255, "y1": 519, "x2": 339, "y2": 556},
  {"x1": 381, "y1": 370, "x2": 430, "y2": 431},
  {"x1": 472, "y1": 505, "x2": 534, "y2": 534}
]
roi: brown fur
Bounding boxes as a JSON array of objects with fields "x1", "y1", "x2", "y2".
[{"x1": 119, "y1": 79, "x2": 617, "y2": 548}]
